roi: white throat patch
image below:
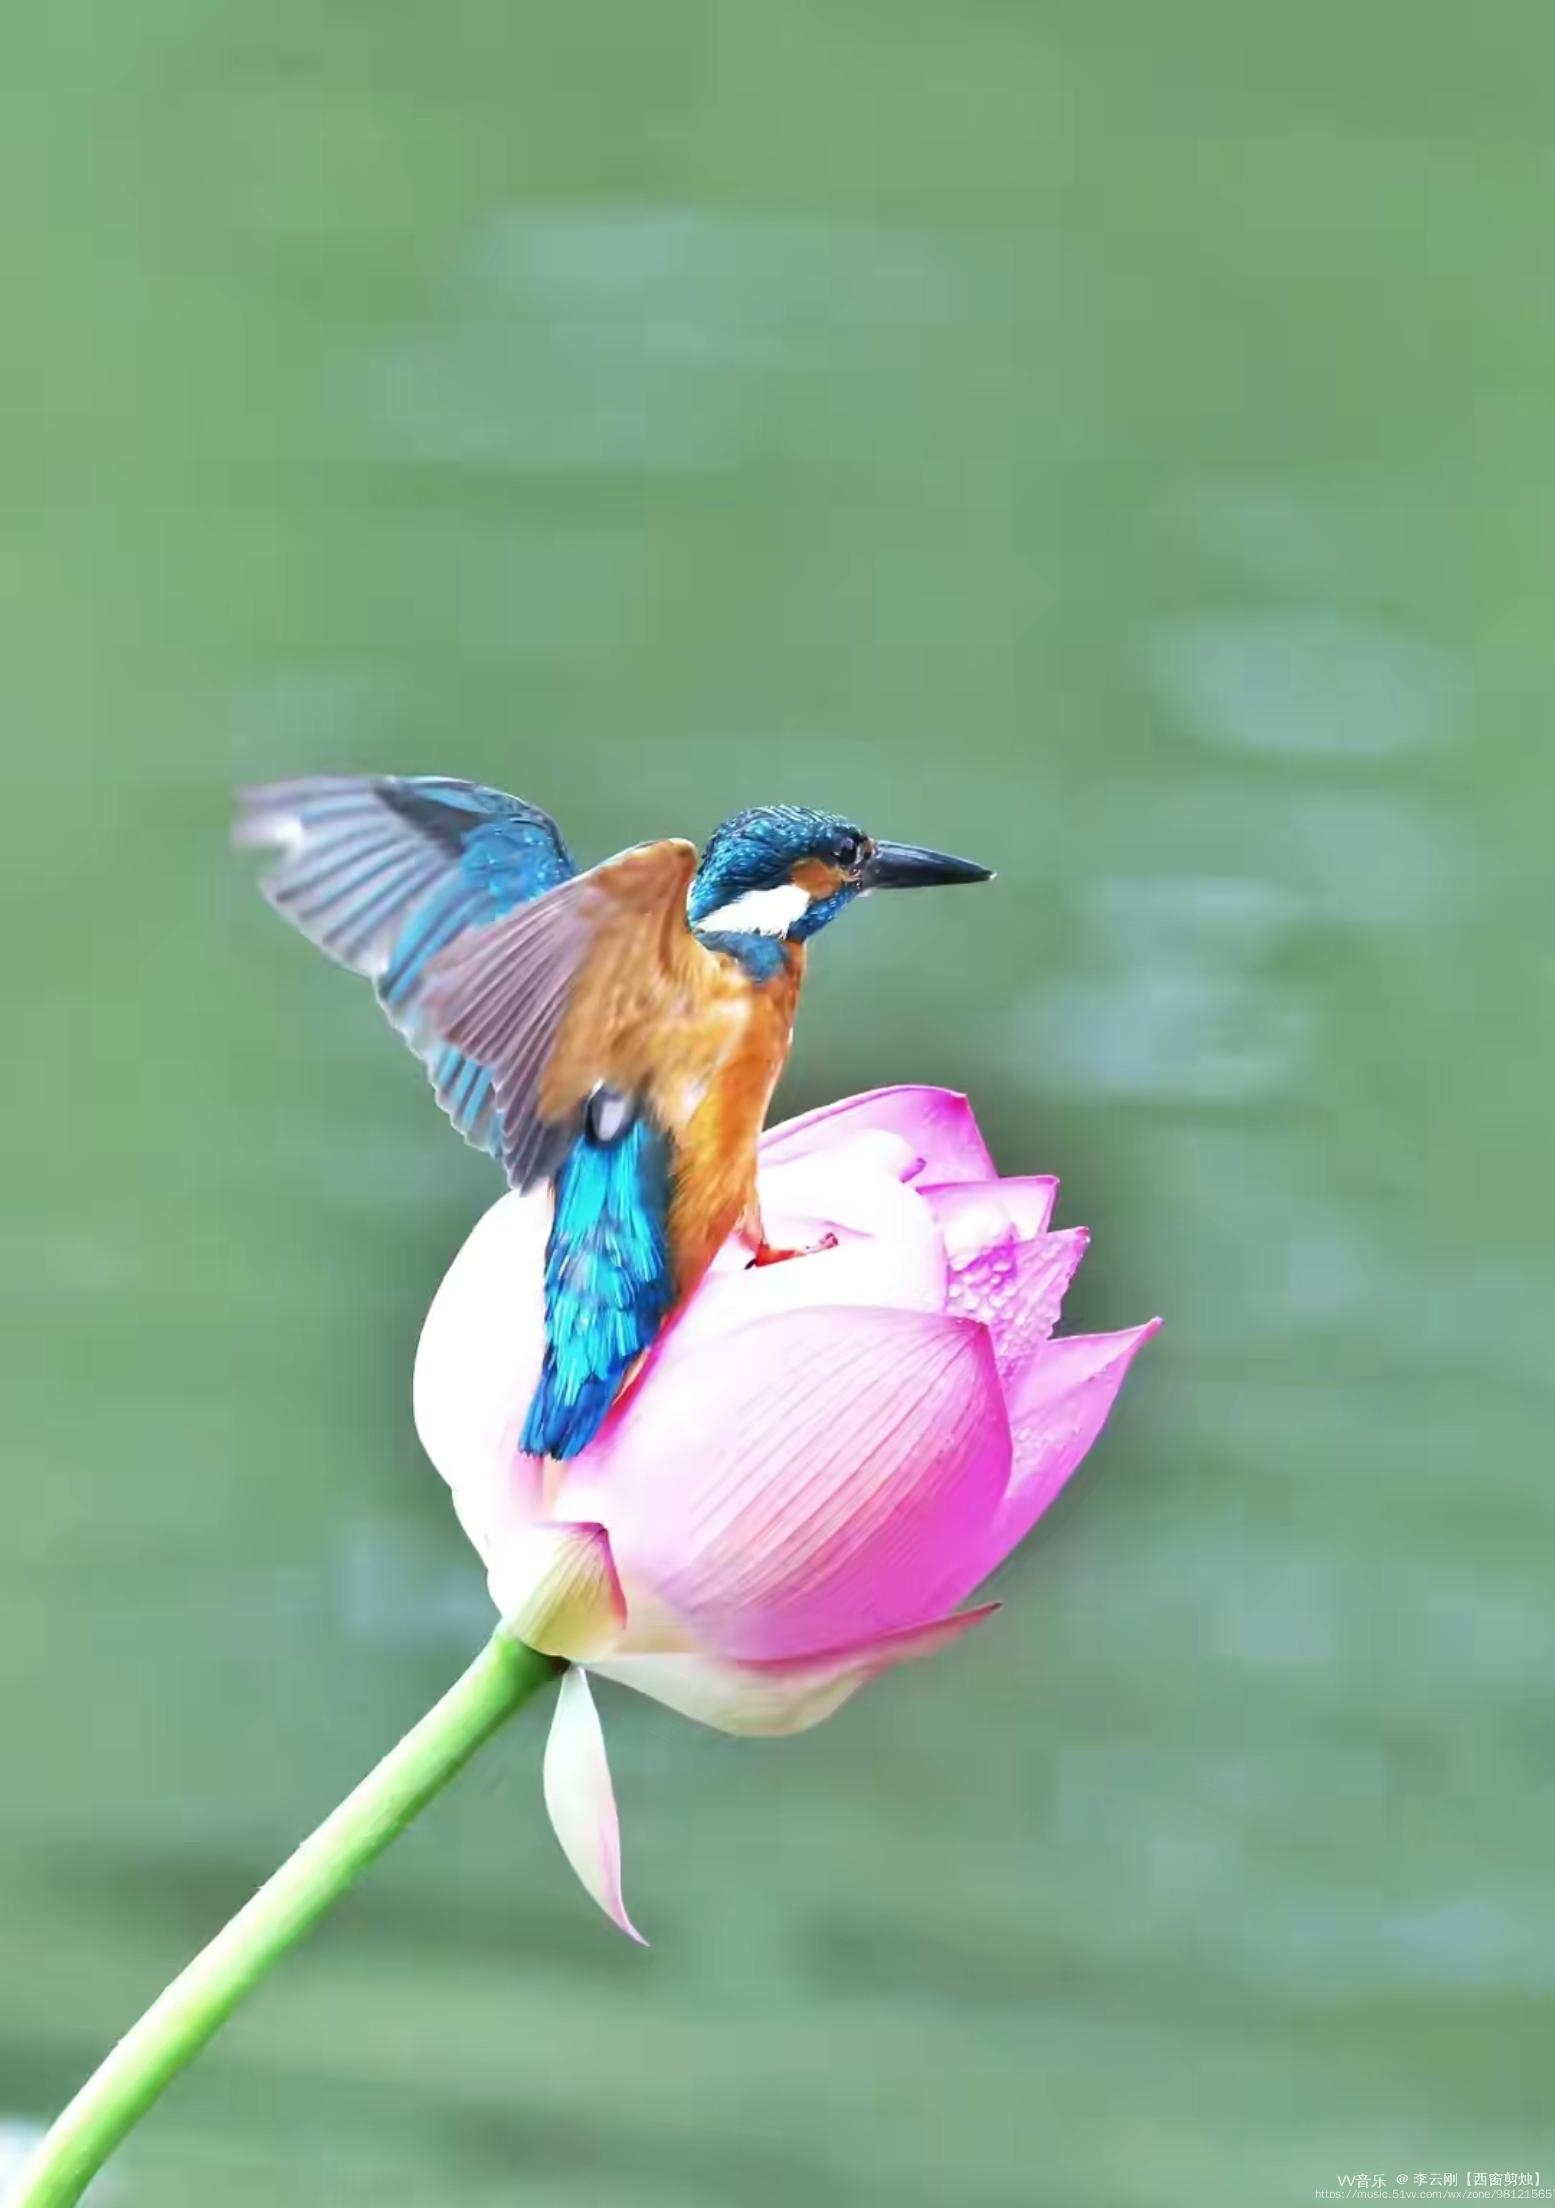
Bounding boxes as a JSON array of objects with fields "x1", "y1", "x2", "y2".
[{"x1": 694, "y1": 883, "x2": 811, "y2": 938}]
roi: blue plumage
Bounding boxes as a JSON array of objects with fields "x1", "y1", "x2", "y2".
[
  {"x1": 235, "y1": 775, "x2": 576, "y2": 1159},
  {"x1": 522, "y1": 1105, "x2": 674, "y2": 1459},
  {"x1": 372, "y1": 783, "x2": 576, "y2": 1158}
]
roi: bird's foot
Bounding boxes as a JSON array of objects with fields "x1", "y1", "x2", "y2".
[{"x1": 747, "y1": 1232, "x2": 839, "y2": 1270}]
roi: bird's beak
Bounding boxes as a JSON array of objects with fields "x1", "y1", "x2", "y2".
[{"x1": 857, "y1": 840, "x2": 995, "y2": 890}]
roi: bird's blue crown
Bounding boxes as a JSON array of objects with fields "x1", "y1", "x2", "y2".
[{"x1": 687, "y1": 805, "x2": 867, "y2": 968}]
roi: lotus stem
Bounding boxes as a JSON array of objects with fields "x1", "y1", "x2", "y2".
[{"x1": 11, "y1": 1630, "x2": 561, "y2": 2208}]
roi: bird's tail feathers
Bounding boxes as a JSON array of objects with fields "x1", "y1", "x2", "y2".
[{"x1": 522, "y1": 1103, "x2": 675, "y2": 1460}]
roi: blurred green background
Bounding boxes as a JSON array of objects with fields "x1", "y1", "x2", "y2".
[{"x1": 4, "y1": 4, "x2": 1553, "y2": 2203}]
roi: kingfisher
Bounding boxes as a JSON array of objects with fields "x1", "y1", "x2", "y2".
[{"x1": 236, "y1": 777, "x2": 992, "y2": 1459}]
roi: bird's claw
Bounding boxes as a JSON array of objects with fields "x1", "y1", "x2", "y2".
[{"x1": 747, "y1": 1232, "x2": 839, "y2": 1270}]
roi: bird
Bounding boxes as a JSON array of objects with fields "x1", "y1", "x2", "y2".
[{"x1": 236, "y1": 776, "x2": 992, "y2": 1461}]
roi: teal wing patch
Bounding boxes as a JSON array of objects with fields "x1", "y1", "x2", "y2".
[{"x1": 236, "y1": 774, "x2": 576, "y2": 1157}]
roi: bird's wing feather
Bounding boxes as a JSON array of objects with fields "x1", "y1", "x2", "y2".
[
  {"x1": 235, "y1": 775, "x2": 577, "y2": 1155},
  {"x1": 421, "y1": 838, "x2": 702, "y2": 1190}
]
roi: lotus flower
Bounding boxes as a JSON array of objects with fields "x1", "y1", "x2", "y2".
[{"x1": 414, "y1": 1086, "x2": 1158, "y2": 1938}]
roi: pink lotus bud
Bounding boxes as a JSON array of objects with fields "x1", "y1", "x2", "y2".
[{"x1": 414, "y1": 1086, "x2": 1159, "y2": 1937}]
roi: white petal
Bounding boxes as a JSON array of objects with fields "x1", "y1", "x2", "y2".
[
  {"x1": 412, "y1": 1188, "x2": 551, "y2": 1563},
  {"x1": 595, "y1": 1606, "x2": 998, "y2": 1737},
  {"x1": 491, "y1": 1522, "x2": 627, "y2": 1661},
  {"x1": 542, "y1": 1670, "x2": 646, "y2": 1943}
]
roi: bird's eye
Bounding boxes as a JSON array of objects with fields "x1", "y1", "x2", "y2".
[{"x1": 834, "y1": 832, "x2": 862, "y2": 869}]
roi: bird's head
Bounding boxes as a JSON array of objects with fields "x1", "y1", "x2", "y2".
[{"x1": 688, "y1": 805, "x2": 992, "y2": 948}]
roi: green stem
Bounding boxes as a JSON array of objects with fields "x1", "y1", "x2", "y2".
[{"x1": 12, "y1": 1630, "x2": 561, "y2": 2208}]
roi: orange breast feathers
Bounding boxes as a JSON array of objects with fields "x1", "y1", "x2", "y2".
[
  {"x1": 425, "y1": 838, "x2": 804, "y2": 1297},
  {"x1": 660, "y1": 948, "x2": 803, "y2": 1291}
]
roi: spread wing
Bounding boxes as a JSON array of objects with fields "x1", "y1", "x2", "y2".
[
  {"x1": 420, "y1": 839, "x2": 703, "y2": 1190},
  {"x1": 235, "y1": 774, "x2": 577, "y2": 1156}
]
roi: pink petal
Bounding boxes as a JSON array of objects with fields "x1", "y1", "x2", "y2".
[
  {"x1": 490, "y1": 1521, "x2": 627, "y2": 1661},
  {"x1": 947, "y1": 1226, "x2": 1091, "y2": 1372},
  {"x1": 560, "y1": 1305, "x2": 1010, "y2": 1662},
  {"x1": 413, "y1": 1189, "x2": 551, "y2": 1559},
  {"x1": 922, "y1": 1176, "x2": 1061, "y2": 1268},
  {"x1": 754, "y1": 1129, "x2": 928, "y2": 1239},
  {"x1": 978, "y1": 1320, "x2": 1162, "y2": 1580},
  {"x1": 672, "y1": 1134, "x2": 948, "y2": 1349},
  {"x1": 760, "y1": 1086, "x2": 995, "y2": 1184},
  {"x1": 596, "y1": 1605, "x2": 999, "y2": 1736},
  {"x1": 542, "y1": 1669, "x2": 646, "y2": 1943}
]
